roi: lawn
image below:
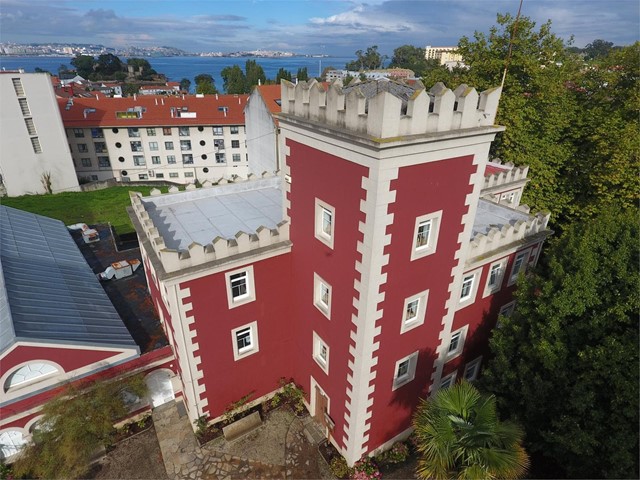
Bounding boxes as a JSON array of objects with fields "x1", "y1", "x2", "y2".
[{"x1": 1, "y1": 186, "x2": 175, "y2": 234}]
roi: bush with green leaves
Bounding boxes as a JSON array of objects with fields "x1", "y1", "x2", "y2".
[
  {"x1": 350, "y1": 457, "x2": 381, "y2": 480},
  {"x1": 329, "y1": 456, "x2": 352, "y2": 478}
]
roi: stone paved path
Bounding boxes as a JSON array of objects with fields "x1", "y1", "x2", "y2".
[{"x1": 153, "y1": 400, "x2": 326, "y2": 479}]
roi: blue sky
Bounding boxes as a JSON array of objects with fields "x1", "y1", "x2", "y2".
[{"x1": 0, "y1": 0, "x2": 638, "y2": 55}]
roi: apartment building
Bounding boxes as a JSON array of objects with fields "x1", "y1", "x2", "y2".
[
  {"x1": 0, "y1": 72, "x2": 79, "y2": 196},
  {"x1": 60, "y1": 94, "x2": 250, "y2": 184},
  {"x1": 424, "y1": 45, "x2": 463, "y2": 64},
  {"x1": 130, "y1": 79, "x2": 551, "y2": 465}
]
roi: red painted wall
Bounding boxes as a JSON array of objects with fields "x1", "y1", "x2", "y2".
[
  {"x1": 181, "y1": 252, "x2": 294, "y2": 419},
  {"x1": 366, "y1": 155, "x2": 477, "y2": 450},
  {"x1": 286, "y1": 139, "x2": 368, "y2": 450}
]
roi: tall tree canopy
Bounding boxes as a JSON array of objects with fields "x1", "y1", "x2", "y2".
[
  {"x1": 345, "y1": 45, "x2": 385, "y2": 71},
  {"x1": 389, "y1": 45, "x2": 437, "y2": 76},
  {"x1": 245, "y1": 59, "x2": 266, "y2": 90},
  {"x1": 296, "y1": 67, "x2": 309, "y2": 81},
  {"x1": 70, "y1": 54, "x2": 95, "y2": 78},
  {"x1": 480, "y1": 208, "x2": 639, "y2": 478},
  {"x1": 12, "y1": 376, "x2": 147, "y2": 479},
  {"x1": 413, "y1": 381, "x2": 529, "y2": 480},
  {"x1": 180, "y1": 77, "x2": 191, "y2": 92},
  {"x1": 95, "y1": 53, "x2": 123, "y2": 77},
  {"x1": 221, "y1": 64, "x2": 247, "y2": 94},
  {"x1": 275, "y1": 67, "x2": 292, "y2": 83}
]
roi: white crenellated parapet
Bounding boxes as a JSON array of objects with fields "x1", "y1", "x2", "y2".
[
  {"x1": 468, "y1": 211, "x2": 550, "y2": 260},
  {"x1": 129, "y1": 188, "x2": 290, "y2": 274},
  {"x1": 483, "y1": 164, "x2": 529, "y2": 190},
  {"x1": 280, "y1": 79, "x2": 502, "y2": 139}
]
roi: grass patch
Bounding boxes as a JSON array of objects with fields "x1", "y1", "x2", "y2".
[{"x1": 1, "y1": 186, "x2": 174, "y2": 234}]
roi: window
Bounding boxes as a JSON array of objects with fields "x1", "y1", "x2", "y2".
[
  {"x1": 439, "y1": 372, "x2": 456, "y2": 389},
  {"x1": 91, "y1": 175, "x2": 98, "y2": 181},
  {"x1": 128, "y1": 127, "x2": 140, "y2": 137},
  {"x1": 94, "y1": 142, "x2": 107, "y2": 153},
  {"x1": 179, "y1": 126, "x2": 190, "y2": 136},
  {"x1": 81, "y1": 158, "x2": 91, "y2": 167},
  {"x1": 483, "y1": 258, "x2": 507, "y2": 297},
  {"x1": 91, "y1": 128, "x2": 103, "y2": 138},
  {"x1": 184, "y1": 172, "x2": 194, "y2": 178},
  {"x1": 400, "y1": 289, "x2": 429, "y2": 333},
  {"x1": 31, "y1": 137, "x2": 42, "y2": 153},
  {"x1": 508, "y1": 250, "x2": 530, "y2": 285},
  {"x1": 149, "y1": 141, "x2": 158, "y2": 151},
  {"x1": 232, "y1": 154, "x2": 241, "y2": 162},
  {"x1": 133, "y1": 155, "x2": 146, "y2": 166},
  {"x1": 165, "y1": 141, "x2": 174, "y2": 150},
  {"x1": 313, "y1": 273, "x2": 331, "y2": 319},
  {"x1": 24, "y1": 118, "x2": 36, "y2": 135},
  {"x1": 156, "y1": 173, "x2": 165, "y2": 179},
  {"x1": 314, "y1": 199, "x2": 335, "y2": 249},
  {"x1": 138, "y1": 174, "x2": 148, "y2": 180},
  {"x1": 230, "y1": 126, "x2": 239, "y2": 134},
  {"x1": 0, "y1": 430, "x2": 27, "y2": 459},
  {"x1": 162, "y1": 127, "x2": 172, "y2": 135},
  {"x1": 215, "y1": 153, "x2": 226, "y2": 163},
  {"x1": 167, "y1": 155, "x2": 176, "y2": 164},
  {"x1": 146, "y1": 127, "x2": 156, "y2": 136},
  {"x1": 73, "y1": 128, "x2": 84, "y2": 138},
  {"x1": 225, "y1": 266, "x2": 256, "y2": 308},
  {"x1": 130, "y1": 141, "x2": 143, "y2": 152},
  {"x1": 499, "y1": 301, "x2": 516, "y2": 318},
  {"x1": 152, "y1": 156, "x2": 161, "y2": 165},
  {"x1": 393, "y1": 351, "x2": 419, "y2": 390},
  {"x1": 446, "y1": 326, "x2": 468, "y2": 361},
  {"x1": 231, "y1": 140, "x2": 240, "y2": 148},
  {"x1": 214, "y1": 139, "x2": 225, "y2": 149},
  {"x1": 463, "y1": 357, "x2": 482, "y2": 382},
  {"x1": 500, "y1": 191, "x2": 517, "y2": 204},
  {"x1": 180, "y1": 140, "x2": 191, "y2": 151},
  {"x1": 4, "y1": 362, "x2": 59, "y2": 392},
  {"x1": 460, "y1": 274, "x2": 475, "y2": 301},
  {"x1": 313, "y1": 332, "x2": 330, "y2": 374},
  {"x1": 98, "y1": 156, "x2": 110, "y2": 168},
  {"x1": 182, "y1": 154, "x2": 193, "y2": 164},
  {"x1": 231, "y1": 321, "x2": 259, "y2": 360},
  {"x1": 411, "y1": 210, "x2": 442, "y2": 260},
  {"x1": 213, "y1": 126, "x2": 223, "y2": 135},
  {"x1": 169, "y1": 172, "x2": 179, "y2": 178},
  {"x1": 77, "y1": 143, "x2": 88, "y2": 153}
]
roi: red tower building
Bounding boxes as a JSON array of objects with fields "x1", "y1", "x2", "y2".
[{"x1": 130, "y1": 79, "x2": 551, "y2": 465}]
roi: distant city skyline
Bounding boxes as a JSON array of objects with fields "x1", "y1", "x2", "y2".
[{"x1": 1, "y1": 0, "x2": 638, "y2": 56}]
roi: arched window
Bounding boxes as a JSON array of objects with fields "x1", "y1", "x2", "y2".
[
  {"x1": 0, "y1": 430, "x2": 26, "y2": 460},
  {"x1": 4, "y1": 362, "x2": 59, "y2": 392}
]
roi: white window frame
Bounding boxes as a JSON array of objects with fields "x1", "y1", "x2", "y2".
[
  {"x1": 400, "y1": 289, "x2": 429, "y2": 334},
  {"x1": 225, "y1": 265, "x2": 256, "y2": 309},
  {"x1": 439, "y1": 371, "x2": 457, "y2": 389},
  {"x1": 314, "y1": 198, "x2": 335, "y2": 249},
  {"x1": 392, "y1": 351, "x2": 419, "y2": 391},
  {"x1": 231, "y1": 321, "x2": 259, "y2": 360},
  {"x1": 457, "y1": 267, "x2": 482, "y2": 310},
  {"x1": 445, "y1": 325, "x2": 468, "y2": 362},
  {"x1": 312, "y1": 332, "x2": 330, "y2": 374},
  {"x1": 483, "y1": 258, "x2": 508, "y2": 298},
  {"x1": 313, "y1": 273, "x2": 332, "y2": 319},
  {"x1": 463, "y1": 356, "x2": 482, "y2": 382},
  {"x1": 508, "y1": 248, "x2": 531, "y2": 286},
  {"x1": 410, "y1": 210, "x2": 443, "y2": 261}
]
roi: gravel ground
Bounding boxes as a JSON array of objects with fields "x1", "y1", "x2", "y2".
[{"x1": 88, "y1": 426, "x2": 169, "y2": 480}]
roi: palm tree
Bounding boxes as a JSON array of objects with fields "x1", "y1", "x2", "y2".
[{"x1": 413, "y1": 381, "x2": 529, "y2": 480}]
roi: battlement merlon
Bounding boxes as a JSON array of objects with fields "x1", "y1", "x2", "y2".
[
  {"x1": 129, "y1": 186, "x2": 290, "y2": 275},
  {"x1": 482, "y1": 164, "x2": 530, "y2": 193},
  {"x1": 279, "y1": 79, "x2": 503, "y2": 139}
]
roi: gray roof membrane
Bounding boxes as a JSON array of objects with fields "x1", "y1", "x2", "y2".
[
  {"x1": 0, "y1": 206, "x2": 137, "y2": 354},
  {"x1": 142, "y1": 177, "x2": 283, "y2": 251},
  {"x1": 472, "y1": 199, "x2": 533, "y2": 237}
]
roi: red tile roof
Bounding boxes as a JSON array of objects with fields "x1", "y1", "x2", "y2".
[
  {"x1": 59, "y1": 94, "x2": 248, "y2": 128},
  {"x1": 255, "y1": 84, "x2": 282, "y2": 116}
]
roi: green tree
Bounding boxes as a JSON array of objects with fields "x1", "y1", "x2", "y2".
[
  {"x1": 195, "y1": 79, "x2": 218, "y2": 94},
  {"x1": 296, "y1": 67, "x2": 309, "y2": 81},
  {"x1": 180, "y1": 77, "x2": 191, "y2": 92},
  {"x1": 194, "y1": 73, "x2": 214, "y2": 85},
  {"x1": 480, "y1": 208, "x2": 639, "y2": 478},
  {"x1": 221, "y1": 64, "x2": 247, "y2": 94},
  {"x1": 345, "y1": 45, "x2": 385, "y2": 71},
  {"x1": 413, "y1": 381, "x2": 529, "y2": 480},
  {"x1": 122, "y1": 83, "x2": 140, "y2": 96},
  {"x1": 245, "y1": 59, "x2": 266, "y2": 90},
  {"x1": 584, "y1": 38, "x2": 614, "y2": 59},
  {"x1": 12, "y1": 376, "x2": 147, "y2": 479},
  {"x1": 275, "y1": 67, "x2": 292, "y2": 83},
  {"x1": 127, "y1": 58, "x2": 156, "y2": 80},
  {"x1": 70, "y1": 54, "x2": 96, "y2": 78},
  {"x1": 389, "y1": 45, "x2": 437, "y2": 76},
  {"x1": 34, "y1": 67, "x2": 51, "y2": 74},
  {"x1": 95, "y1": 53, "x2": 123, "y2": 77}
]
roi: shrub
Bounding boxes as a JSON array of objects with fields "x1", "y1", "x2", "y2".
[
  {"x1": 382, "y1": 441, "x2": 409, "y2": 464},
  {"x1": 194, "y1": 415, "x2": 210, "y2": 438},
  {"x1": 330, "y1": 456, "x2": 351, "y2": 478},
  {"x1": 351, "y1": 457, "x2": 381, "y2": 480}
]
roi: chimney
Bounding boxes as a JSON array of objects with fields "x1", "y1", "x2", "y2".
[
  {"x1": 182, "y1": 94, "x2": 185, "y2": 100},
  {"x1": 155, "y1": 98, "x2": 158, "y2": 105},
  {"x1": 258, "y1": 79, "x2": 261, "y2": 86},
  {"x1": 134, "y1": 93, "x2": 137, "y2": 100},
  {"x1": 161, "y1": 98, "x2": 164, "y2": 105},
  {"x1": 215, "y1": 93, "x2": 218, "y2": 100},
  {"x1": 96, "y1": 94, "x2": 99, "y2": 100},
  {"x1": 238, "y1": 97, "x2": 241, "y2": 104}
]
